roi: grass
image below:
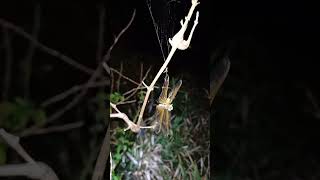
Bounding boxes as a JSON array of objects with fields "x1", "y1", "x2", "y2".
[{"x1": 110, "y1": 76, "x2": 210, "y2": 179}]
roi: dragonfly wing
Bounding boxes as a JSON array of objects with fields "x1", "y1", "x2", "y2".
[
  {"x1": 159, "y1": 74, "x2": 169, "y2": 103},
  {"x1": 156, "y1": 105, "x2": 164, "y2": 131},
  {"x1": 164, "y1": 109, "x2": 171, "y2": 130},
  {"x1": 168, "y1": 80, "x2": 182, "y2": 103}
]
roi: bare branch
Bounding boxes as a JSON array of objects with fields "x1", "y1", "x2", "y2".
[
  {"x1": 116, "y1": 62, "x2": 123, "y2": 91},
  {"x1": 110, "y1": 103, "x2": 155, "y2": 132},
  {"x1": 102, "y1": 9, "x2": 136, "y2": 63},
  {"x1": 116, "y1": 99, "x2": 136, "y2": 106},
  {"x1": 102, "y1": 62, "x2": 111, "y2": 74},
  {"x1": 0, "y1": 129, "x2": 59, "y2": 180},
  {"x1": 0, "y1": 129, "x2": 35, "y2": 163},
  {"x1": 110, "y1": 67, "x2": 140, "y2": 86},
  {"x1": 40, "y1": 80, "x2": 109, "y2": 108},
  {"x1": 91, "y1": 126, "x2": 110, "y2": 180},
  {"x1": 0, "y1": 162, "x2": 59, "y2": 180},
  {"x1": 91, "y1": 10, "x2": 137, "y2": 180},
  {"x1": 42, "y1": 9, "x2": 136, "y2": 125},
  {"x1": 117, "y1": 66, "x2": 152, "y2": 105},
  {"x1": 0, "y1": 18, "x2": 94, "y2": 75},
  {"x1": 137, "y1": 0, "x2": 199, "y2": 126},
  {"x1": 20, "y1": 121, "x2": 84, "y2": 137}
]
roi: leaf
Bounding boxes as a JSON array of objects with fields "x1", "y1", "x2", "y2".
[
  {"x1": 31, "y1": 109, "x2": 46, "y2": 126},
  {"x1": 0, "y1": 98, "x2": 41, "y2": 131},
  {"x1": 138, "y1": 91, "x2": 146, "y2": 102},
  {"x1": 0, "y1": 102, "x2": 15, "y2": 125},
  {"x1": 109, "y1": 92, "x2": 124, "y2": 104}
]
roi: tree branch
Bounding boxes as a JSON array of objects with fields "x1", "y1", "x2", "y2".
[
  {"x1": 91, "y1": 9, "x2": 137, "y2": 180},
  {"x1": 40, "y1": 80, "x2": 109, "y2": 108},
  {"x1": 137, "y1": 0, "x2": 200, "y2": 126},
  {"x1": 0, "y1": 18, "x2": 94, "y2": 75},
  {"x1": 0, "y1": 129, "x2": 59, "y2": 180},
  {"x1": 20, "y1": 121, "x2": 84, "y2": 137}
]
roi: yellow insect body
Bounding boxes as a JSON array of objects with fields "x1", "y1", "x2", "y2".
[{"x1": 155, "y1": 75, "x2": 182, "y2": 134}]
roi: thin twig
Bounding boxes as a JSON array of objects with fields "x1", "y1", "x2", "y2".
[
  {"x1": 40, "y1": 80, "x2": 109, "y2": 108},
  {"x1": 122, "y1": 86, "x2": 147, "y2": 96},
  {"x1": 20, "y1": 121, "x2": 84, "y2": 137},
  {"x1": 102, "y1": 62, "x2": 111, "y2": 74},
  {"x1": 119, "y1": 66, "x2": 152, "y2": 104},
  {"x1": 0, "y1": 18, "x2": 94, "y2": 75},
  {"x1": 140, "y1": 63, "x2": 144, "y2": 81},
  {"x1": 47, "y1": 65, "x2": 102, "y2": 124},
  {"x1": 116, "y1": 62, "x2": 123, "y2": 91},
  {"x1": 46, "y1": 10, "x2": 136, "y2": 125},
  {"x1": 110, "y1": 103, "x2": 155, "y2": 132},
  {"x1": 110, "y1": 70, "x2": 115, "y2": 93},
  {"x1": 23, "y1": 8, "x2": 134, "y2": 132},
  {"x1": 91, "y1": 10, "x2": 136, "y2": 180},
  {"x1": 0, "y1": 129, "x2": 59, "y2": 180},
  {"x1": 110, "y1": 67, "x2": 140, "y2": 86},
  {"x1": 136, "y1": 0, "x2": 199, "y2": 126},
  {"x1": 22, "y1": 79, "x2": 108, "y2": 136},
  {"x1": 102, "y1": 9, "x2": 136, "y2": 63},
  {"x1": 116, "y1": 100, "x2": 136, "y2": 106}
]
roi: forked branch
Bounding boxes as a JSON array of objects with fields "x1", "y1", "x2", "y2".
[
  {"x1": 136, "y1": 0, "x2": 200, "y2": 127},
  {"x1": 109, "y1": 0, "x2": 200, "y2": 132},
  {"x1": 0, "y1": 129, "x2": 59, "y2": 180}
]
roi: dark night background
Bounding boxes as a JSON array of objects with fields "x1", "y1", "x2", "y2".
[{"x1": 1, "y1": 0, "x2": 320, "y2": 179}]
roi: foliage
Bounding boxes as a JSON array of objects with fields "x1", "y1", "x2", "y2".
[
  {"x1": 111, "y1": 84, "x2": 209, "y2": 179},
  {"x1": 112, "y1": 127, "x2": 136, "y2": 179},
  {"x1": 109, "y1": 92, "x2": 125, "y2": 104},
  {"x1": 0, "y1": 98, "x2": 46, "y2": 132}
]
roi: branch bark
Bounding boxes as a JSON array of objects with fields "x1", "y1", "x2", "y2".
[{"x1": 0, "y1": 129, "x2": 59, "y2": 180}]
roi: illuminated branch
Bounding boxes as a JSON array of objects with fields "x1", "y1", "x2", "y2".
[
  {"x1": 108, "y1": 0, "x2": 200, "y2": 132},
  {"x1": 136, "y1": 0, "x2": 200, "y2": 127},
  {"x1": 0, "y1": 129, "x2": 59, "y2": 180}
]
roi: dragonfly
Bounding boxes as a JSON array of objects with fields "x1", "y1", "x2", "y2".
[{"x1": 155, "y1": 74, "x2": 182, "y2": 134}]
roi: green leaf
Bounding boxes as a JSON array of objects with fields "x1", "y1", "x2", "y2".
[
  {"x1": 0, "y1": 102, "x2": 15, "y2": 125},
  {"x1": 109, "y1": 92, "x2": 124, "y2": 104},
  {"x1": 31, "y1": 109, "x2": 46, "y2": 126},
  {"x1": 138, "y1": 91, "x2": 146, "y2": 102},
  {"x1": 0, "y1": 98, "x2": 42, "y2": 131}
]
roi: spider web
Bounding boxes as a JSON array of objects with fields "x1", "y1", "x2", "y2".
[{"x1": 145, "y1": 0, "x2": 181, "y2": 62}]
